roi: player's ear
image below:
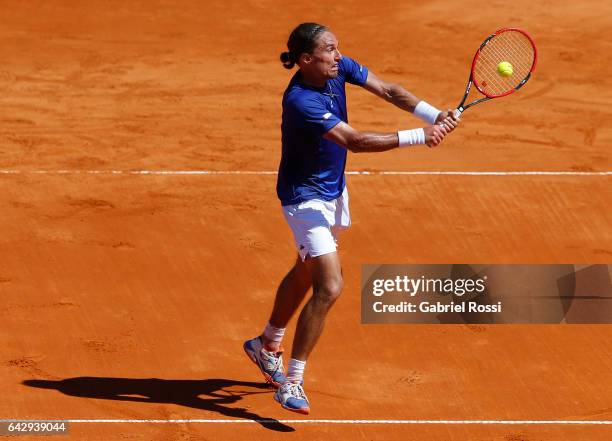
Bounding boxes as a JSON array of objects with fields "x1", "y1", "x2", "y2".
[{"x1": 300, "y1": 52, "x2": 312, "y2": 65}]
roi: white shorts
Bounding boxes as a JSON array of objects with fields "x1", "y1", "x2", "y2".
[{"x1": 282, "y1": 187, "x2": 351, "y2": 261}]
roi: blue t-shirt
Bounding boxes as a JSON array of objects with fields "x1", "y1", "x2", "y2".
[{"x1": 277, "y1": 56, "x2": 369, "y2": 206}]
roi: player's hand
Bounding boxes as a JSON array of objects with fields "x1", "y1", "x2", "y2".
[
  {"x1": 423, "y1": 125, "x2": 447, "y2": 147},
  {"x1": 435, "y1": 109, "x2": 460, "y2": 133},
  {"x1": 438, "y1": 115, "x2": 459, "y2": 134}
]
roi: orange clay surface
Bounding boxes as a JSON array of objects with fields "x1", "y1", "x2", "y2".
[{"x1": 1, "y1": 1, "x2": 611, "y2": 440}]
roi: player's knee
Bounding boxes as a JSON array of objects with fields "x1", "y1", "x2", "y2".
[{"x1": 315, "y1": 276, "x2": 344, "y2": 305}]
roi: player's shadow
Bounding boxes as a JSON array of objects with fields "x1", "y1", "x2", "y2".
[{"x1": 22, "y1": 377, "x2": 293, "y2": 432}]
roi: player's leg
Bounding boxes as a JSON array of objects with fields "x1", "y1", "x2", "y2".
[
  {"x1": 275, "y1": 251, "x2": 343, "y2": 415},
  {"x1": 290, "y1": 252, "x2": 342, "y2": 361},
  {"x1": 243, "y1": 255, "x2": 312, "y2": 388},
  {"x1": 266, "y1": 255, "x2": 313, "y2": 347}
]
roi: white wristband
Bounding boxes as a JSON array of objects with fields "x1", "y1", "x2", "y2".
[
  {"x1": 398, "y1": 128, "x2": 425, "y2": 147},
  {"x1": 414, "y1": 100, "x2": 441, "y2": 125}
]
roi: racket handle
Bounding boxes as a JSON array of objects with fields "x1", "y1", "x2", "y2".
[{"x1": 454, "y1": 108, "x2": 463, "y2": 119}]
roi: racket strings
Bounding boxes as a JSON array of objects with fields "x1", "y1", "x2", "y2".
[
  {"x1": 474, "y1": 30, "x2": 535, "y2": 96},
  {"x1": 478, "y1": 36, "x2": 532, "y2": 90},
  {"x1": 479, "y1": 34, "x2": 532, "y2": 81}
]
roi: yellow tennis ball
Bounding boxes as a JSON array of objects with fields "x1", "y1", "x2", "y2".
[{"x1": 497, "y1": 61, "x2": 513, "y2": 77}]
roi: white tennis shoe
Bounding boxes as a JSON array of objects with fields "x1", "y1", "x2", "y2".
[
  {"x1": 243, "y1": 336, "x2": 286, "y2": 388},
  {"x1": 274, "y1": 381, "x2": 310, "y2": 415}
]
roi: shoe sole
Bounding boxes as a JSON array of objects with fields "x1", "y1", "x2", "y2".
[
  {"x1": 273, "y1": 394, "x2": 310, "y2": 415},
  {"x1": 243, "y1": 342, "x2": 282, "y2": 389}
]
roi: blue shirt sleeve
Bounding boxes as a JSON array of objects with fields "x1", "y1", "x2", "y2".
[
  {"x1": 340, "y1": 56, "x2": 369, "y2": 86},
  {"x1": 289, "y1": 95, "x2": 342, "y2": 136}
]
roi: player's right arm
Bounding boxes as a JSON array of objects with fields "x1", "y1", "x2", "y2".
[{"x1": 324, "y1": 120, "x2": 454, "y2": 153}]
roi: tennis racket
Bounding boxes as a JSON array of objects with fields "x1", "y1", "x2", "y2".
[{"x1": 454, "y1": 28, "x2": 537, "y2": 118}]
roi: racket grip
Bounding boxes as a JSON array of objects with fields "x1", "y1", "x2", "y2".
[{"x1": 453, "y1": 108, "x2": 463, "y2": 119}]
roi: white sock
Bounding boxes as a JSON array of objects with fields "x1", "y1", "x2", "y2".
[
  {"x1": 262, "y1": 322, "x2": 285, "y2": 350},
  {"x1": 287, "y1": 358, "x2": 306, "y2": 383}
]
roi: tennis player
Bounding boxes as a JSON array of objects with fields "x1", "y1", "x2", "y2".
[{"x1": 244, "y1": 22, "x2": 459, "y2": 414}]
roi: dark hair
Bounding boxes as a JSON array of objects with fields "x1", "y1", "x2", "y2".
[{"x1": 280, "y1": 22, "x2": 328, "y2": 69}]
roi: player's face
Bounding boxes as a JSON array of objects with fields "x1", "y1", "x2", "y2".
[{"x1": 309, "y1": 31, "x2": 342, "y2": 79}]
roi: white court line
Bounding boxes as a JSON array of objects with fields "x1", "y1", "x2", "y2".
[
  {"x1": 0, "y1": 170, "x2": 610, "y2": 176},
  {"x1": 1, "y1": 419, "x2": 611, "y2": 425}
]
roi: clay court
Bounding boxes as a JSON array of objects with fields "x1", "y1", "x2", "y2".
[{"x1": 1, "y1": 1, "x2": 611, "y2": 440}]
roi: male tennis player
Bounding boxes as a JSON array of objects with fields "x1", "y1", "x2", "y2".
[{"x1": 244, "y1": 23, "x2": 459, "y2": 414}]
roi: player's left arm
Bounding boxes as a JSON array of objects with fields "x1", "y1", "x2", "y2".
[{"x1": 362, "y1": 71, "x2": 458, "y2": 128}]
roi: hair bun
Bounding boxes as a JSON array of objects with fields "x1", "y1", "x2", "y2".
[{"x1": 280, "y1": 51, "x2": 295, "y2": 69}]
